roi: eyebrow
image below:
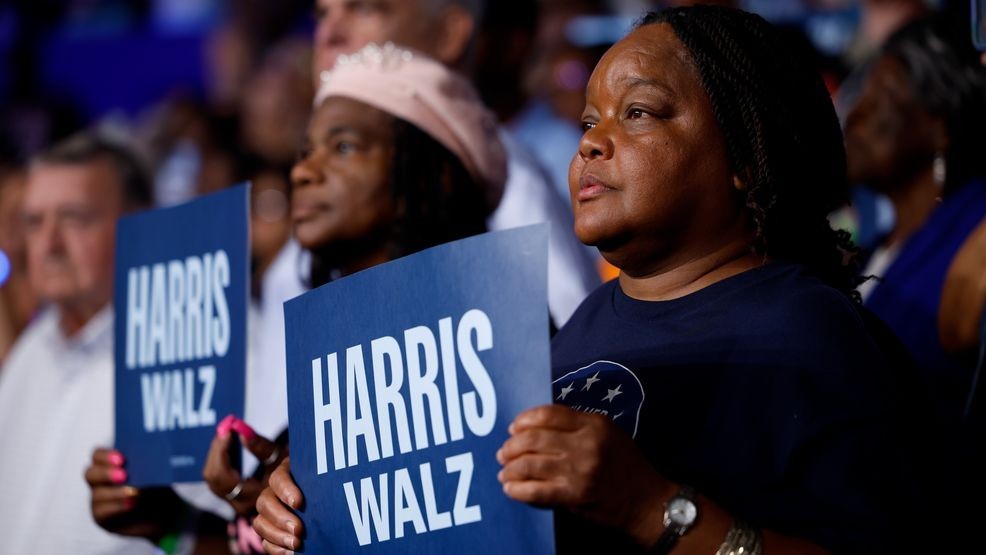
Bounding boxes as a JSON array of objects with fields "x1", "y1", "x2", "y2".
[
  {"x1": 621, "y1": 76, "x2": 677, "y2": 98},
  {"x1": 320, "y1": 125, "x2": 363, "y2": 140}
]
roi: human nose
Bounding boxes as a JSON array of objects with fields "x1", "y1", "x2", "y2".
[
  {"x1": 316, "y1": 9, "x2": 349, "y2": 48},
  {"x1": 577, "y1": 122, "x2": 614, "y2": 162},
  {"x1": 290, "y1": 154, "x2": 322, "y2": 190},
  {"x1": 37, "y1": 216, "x2": 66, "y2": 254}
]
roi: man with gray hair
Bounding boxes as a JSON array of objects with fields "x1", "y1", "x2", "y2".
[
  {"x1": 311, "y1": 0, "x2": 600, "y2": 327},
  {"x1": 0, "y1": 132, "x2": 159, "y2": 554}
]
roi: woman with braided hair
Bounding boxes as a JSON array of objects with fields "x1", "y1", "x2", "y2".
[
  {"x1": 257, "y1": 7, "x2": 930, "y2": 555},
  {"x1": 498, "y1": 6, "x2": 929, "y2": 555}
]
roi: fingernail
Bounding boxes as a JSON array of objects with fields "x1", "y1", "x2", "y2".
[
  {"x1": 232, "y1": 419, "x2": 256, "y2": 442},
  {"x1": 110, "y1": 468, "x2": 127, "y2": 484},
  {"x1": 217, "y1": 415, "x2": 236, "y2": 438},
  {"x1": 495, "y1": 449, "x2": 503, "y2": 463},
  {"x1": 497, "y1": 470, "x2": 504, "y2": 482},
  {"x1": 508, "y1": 422, "x2": 516, "y2": 435},
  {"x1": 107, "y1": 451, "x2": 125, "y2": 467},
  {"x1": 122, "y1": 486, "x2": 139, "y2": 497},
  {"x1": 285, "y1": 535, "x2": 299, "y2": 550},
  {"x1": 285, "y1": 520, "x2": 296, "y2": 533}
]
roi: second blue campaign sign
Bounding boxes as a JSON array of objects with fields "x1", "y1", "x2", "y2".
[
  {"x1": 285, "y1": 224, "x2": 555, "y2": 554},
  {"x1": 114, "y1": 185, "x2": 249, "y2": 486}
]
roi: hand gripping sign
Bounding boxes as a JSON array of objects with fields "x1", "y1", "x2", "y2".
[
  {"x1": 114, "y1": 185, "x2": 248, "y2": 485},
  {"x1": 285, "y1": 225, "x2": 555, "y2": 554}
]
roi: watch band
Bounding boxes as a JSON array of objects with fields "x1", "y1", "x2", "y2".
[
  {"x1": 648, "y1": 486, "x2": 697, "y2": 555},
  {"x1": 715, "y1": 519, "x2": 763, "y2": 555},
  {"x1": 649, "y1": 527, "x2": 681, "y2": 555}
]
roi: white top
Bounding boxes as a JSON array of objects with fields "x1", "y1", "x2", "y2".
[
  {"x1": 488, "y1": 131, "x2": 599, "y2": 326},
  {"x1": 244, "y1": 239, "x2": 308, "y2": 470},
  {"x1": 0, "y1": 306, "x2": 159, "y2": 555}
]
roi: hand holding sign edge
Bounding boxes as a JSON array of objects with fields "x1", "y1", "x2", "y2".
[
  {"x1": 204, "y1": 415, "x2": 286, "y2": 516},
  {"x1": 85, "y1": 447, "x2": 188, "y2": 542},
  {"x1": 254, "y1": 457, "x2": 304, "y2": 553},
  {"x1": 496, "y1": 404, "x2": 673, "y2": 547}
]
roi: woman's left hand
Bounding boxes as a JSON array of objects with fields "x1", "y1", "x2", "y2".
[
  {"x1": 496, "y1": 404, "x2": 672, "y2": 545},
  {"x1": 203, "y1": 415, "x2": 286, "y2": 516}
]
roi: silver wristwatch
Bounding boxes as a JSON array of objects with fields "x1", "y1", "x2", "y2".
[{"x1": 649, "y1": 486, "x2": 698, "y2": 554}]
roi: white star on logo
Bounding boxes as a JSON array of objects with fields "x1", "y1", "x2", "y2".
[
  {"x1": 556, "y1": 382, "x2": 575, "y2": 401},
  {"x1": 602, "y1": 384, "x2": 623, "y2": 403},
  {"x1": 581, "y1": 371, "x2": 601, "y2": 391}
]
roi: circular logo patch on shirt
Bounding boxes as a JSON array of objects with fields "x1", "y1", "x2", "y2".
[{"x1": 552, "y1": 360, "x2": 645, "y2": 438}]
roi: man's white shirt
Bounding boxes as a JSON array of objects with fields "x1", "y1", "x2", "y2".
[{"x1": 0, "y1": 306, "x2": 159, "y2": 554}]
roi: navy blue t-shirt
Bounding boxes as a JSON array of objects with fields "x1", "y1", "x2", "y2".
[{"x1": 550, "y1": 262, "x2": 927, "y2": 554}]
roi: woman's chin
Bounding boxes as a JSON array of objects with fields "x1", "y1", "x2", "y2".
[
  {"x1": 293, "y1": 223, "x2": 333, "y2": 252},
  {"x1": 573, "y1": 217, "x2": 616, "y2": 249}
]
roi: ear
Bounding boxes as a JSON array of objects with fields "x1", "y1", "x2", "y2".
[
  {"x1": 432, "y1": 5, "x2": 475, "y2": 66},
  {"x1": 732, "y1": 175, "x2": 746, "y2": 192}
]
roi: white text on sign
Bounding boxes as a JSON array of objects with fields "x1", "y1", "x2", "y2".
[
  {"x1": 310, "y1": 309, "x2": 497, "y2": 545},
  {"x1": 125, "y1": 250, "x2": 231, "y2": 432}
]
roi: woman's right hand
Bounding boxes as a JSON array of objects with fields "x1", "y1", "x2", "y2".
[{"x1": 253, "y1": 457, "x2": 305, "y2": 554}]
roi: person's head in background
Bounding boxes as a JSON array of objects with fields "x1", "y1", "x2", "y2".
[
  {"x1": 473, "y1": 0, "x2": 539, "y2": 123},
  {"x1": 240, "y1": 37, "x2": 314, "y2": 168},
  {"x1": 311, "y1": 0, "x2": 481, "y2": 77},
  {"x1": 22, "y1": 132, "x2": 151, "y2": 336},
  {"x1": 855, "y1": 0, "x2": 929, "y2": 56},
  {"x1": 0, "y1": 146, "x2": 39, "y2": 362},
  {"x1": 572, "y1": 5, "x2": 859, "y2": 295},
  {"x1": 845, "y1": 15, "x2": 986, "y2": 232},
  {"x1": 249, "y1": 164, "x2": 292, "y2": 293},
  {"x1": 292, "y1": 43, "x2": 505, "y2": 287},
  {"x1": 0, "y1": 149, "x2": 28, "y2": 283}
]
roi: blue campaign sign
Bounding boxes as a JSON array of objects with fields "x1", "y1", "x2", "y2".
[
  {"x1": 285, "y1": 225, "x2": 555, "y2": 554},
  {"x1": 114, "y1": 185, "x2": 249, "y2": 486}
]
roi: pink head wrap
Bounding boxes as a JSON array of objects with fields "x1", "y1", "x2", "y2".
[{"x1": 314, "y1": 43, "x2": 507, "y2": 211}]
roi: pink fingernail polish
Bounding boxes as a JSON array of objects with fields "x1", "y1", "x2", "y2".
[
  {"x1": 110, "y1": 468, "x2": 127, "y2": 484},
  {"x1": 232, "y1": 419, "x2": 256, "y2": 442},
  {"x1": 217, "y1": 418, "x2": 233, "y2": 438},
  {"x1": 107, "y1": 451, "x2": 125, "y2": 467}
]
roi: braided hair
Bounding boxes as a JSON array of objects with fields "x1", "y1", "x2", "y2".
[
  {"x1": 387, "y1": 118, "x2": 489, "y2": 259},
  {"x1": 640, "y1": 6, "x2": 861, "y2": 297},
  {"x1": 308, "y1": 117, "x2": 488, "y2": 288}
]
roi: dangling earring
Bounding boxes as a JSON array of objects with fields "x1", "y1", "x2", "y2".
[{"x1": 932, "y1": 152, "x2": 946, "y2": 188}]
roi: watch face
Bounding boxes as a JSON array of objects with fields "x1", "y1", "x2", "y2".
[{"x1": 667, "y1": 497, "x2": 698, "y2": 527}]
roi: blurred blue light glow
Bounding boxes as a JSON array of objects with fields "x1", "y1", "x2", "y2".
[{"x1": 0, "y1": 250, "x2": 10, "y2": 287}]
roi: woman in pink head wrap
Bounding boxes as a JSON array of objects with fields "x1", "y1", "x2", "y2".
[
  {"x1": 205, "y1": 42, "x2": 506, "y2": 554},
  {"x1": 85, "y1": 43, "x2": 506, "y2": 555}
]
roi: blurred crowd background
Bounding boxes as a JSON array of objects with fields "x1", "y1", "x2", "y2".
[{"x1": 0, "y1": 0, "x2": 980, "y2": 364}]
